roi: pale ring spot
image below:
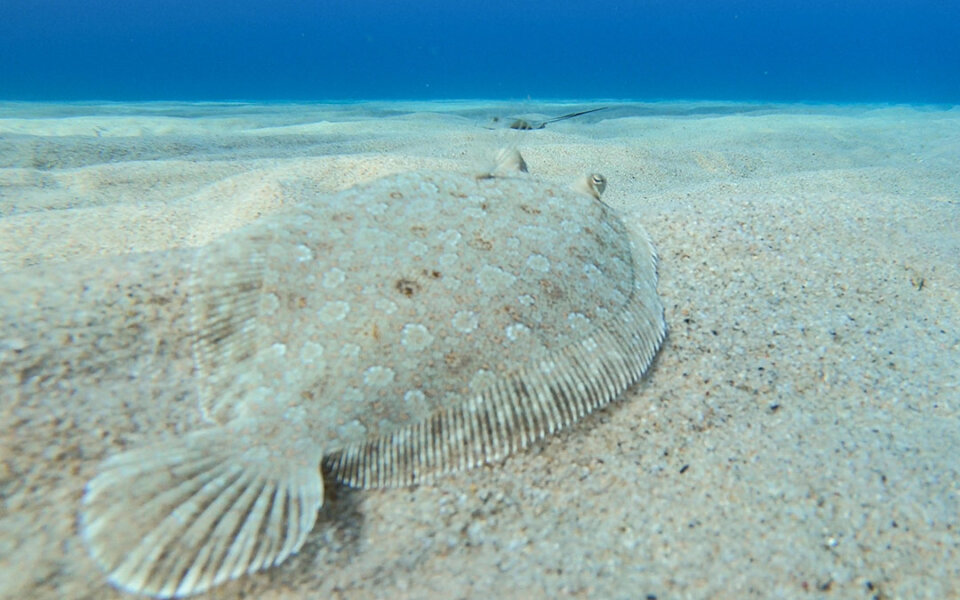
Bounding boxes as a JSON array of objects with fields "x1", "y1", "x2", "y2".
[
  {"x1": 363, "y1": 365, "x2": 395, "y2": 387},
  {"x1": 567, "y1": 312, "x2": 591, "y2": 330},
  {"x1": 322, "y1": 268, "x2": 346, "y2": 289},
  {"x1": 301, "y1": 341, "x2": 325, "y2": 364},
  {"x1": 517, "y1": 294, "x2": 536, "y2": 306},
  {"x1": 295, "y1": 244, "x2": 313, "y2": 262},
  {"x1": 408, "y1": 240, "x2": 428, "y2": 256},
  {"x1": 401, "y1": 323, "x2": 434, "y2": 351},
  {"x1": 260, "y1": 293, "x2": 280, "y2": 315},
  {"x1": 318, "y1": 301, "x2": 350, "y2": 323},
  {"x1": 452, "y1": 310, "x2": 479, "y2": 333},
  {"x1": 375, "y1": 298, "x2": 398, "y2": 314},
  {"x1": 505, "y1": 322, "x2": 531, "y2": 341},
  {"x1": 468, "y1": 369, "x2": 497, "y2": 393},
  {"x1": 526, "y1": 254, "x2": 550, "y2": 272}
]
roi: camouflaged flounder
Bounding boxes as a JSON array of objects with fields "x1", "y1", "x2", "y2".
[{"x1": 81, "y1": 157, "x2": 666, "y2": 597}]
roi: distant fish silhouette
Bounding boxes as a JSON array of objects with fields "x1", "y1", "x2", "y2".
[{"x1": 484, "y1": 107, "x2": 607, "y2": 130}]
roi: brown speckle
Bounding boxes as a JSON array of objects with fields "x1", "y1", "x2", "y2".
[
  {"x1": 469, "y1": 237, "x2": 493, "y2": 251},
  {"x1": 395, "y1": 278, "x2": 420, "y2": 297}
]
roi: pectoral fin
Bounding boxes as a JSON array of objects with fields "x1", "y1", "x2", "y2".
[{"x1": 81, "y1": 420, "x2": 324, "y2": 598}]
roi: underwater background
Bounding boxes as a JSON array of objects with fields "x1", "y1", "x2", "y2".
[
  {"x1": 3, "y1": 1, "x2": 960, "y2": 599},
  {"x1": 1, "y1": 0, "x2": 958, "y2": 103}
]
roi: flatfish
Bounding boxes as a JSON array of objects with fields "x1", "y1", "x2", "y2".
[{"x1": 58, "y1": 155, "x2": 665, "y2": 597}]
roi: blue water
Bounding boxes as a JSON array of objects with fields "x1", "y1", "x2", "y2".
[{"x1": 1, "y1": 0, "x2": 958, "y2": 103}]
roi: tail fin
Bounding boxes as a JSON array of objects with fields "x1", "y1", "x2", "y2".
[{"x1": 81, "y1": 420, "x2": 323, "y2": 598}]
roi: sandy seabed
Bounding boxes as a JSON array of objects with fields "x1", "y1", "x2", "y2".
[{"x1": 0, "y1": 100, "x2": 958, "y2": 599}]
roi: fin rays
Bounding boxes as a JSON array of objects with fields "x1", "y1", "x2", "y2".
[
  {"x1": 189, "y1": 244, "x2": 266, "y2": 422},
  {"x1": 81, "y1": 425, "x2": 323, "y2": 598},
  {"x1": 326, "y1": 262, "x2": 666, "y2": 488}
]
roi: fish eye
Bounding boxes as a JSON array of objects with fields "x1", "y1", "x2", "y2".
[{"x1": 591, "y1": 174, "x2": 607, "y2": 195}]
